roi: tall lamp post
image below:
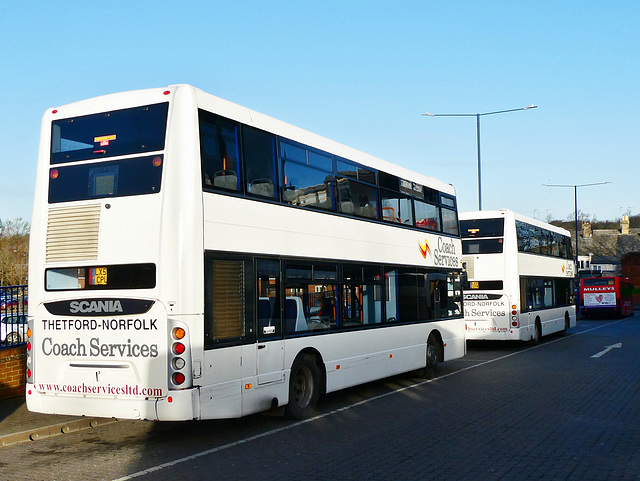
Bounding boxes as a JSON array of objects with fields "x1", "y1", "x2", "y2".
[
  {"x1": 423, "y1": 105, "x2": 537, "y2": 210},
  {"x1": 542, "y1": 182, "x2": 611, "y2": 268}
]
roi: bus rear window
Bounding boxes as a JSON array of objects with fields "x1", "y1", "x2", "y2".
[
  {"x1": 464, "y1": 280, "x2": 504, "y2": 290},
  {"x1": 46, "y1": 264, "x2": 156, "y2": 291},
  {"x1": 51, "y1": 103, "x2": 169, "y2": 164},
  {"x1": 463, "y1": 238, "x2": 504, "y2": 254},
  {"x1": 460, "y1": 218, "x2": 504, "y2": 238},
  {"x1": 49, "y1": 155, "x2": 163, "y2": 203}
]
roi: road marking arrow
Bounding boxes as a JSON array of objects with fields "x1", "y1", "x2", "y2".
[{"x1": 590, "y1": 342, "x2": 622, "y2": 358}]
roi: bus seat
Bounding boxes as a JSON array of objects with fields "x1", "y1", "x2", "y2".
[
  {"x1": 285, "y1": 297, "x2": 308, "y2": 333},
  {"x1": 320, "y1": 297, "x2": 335, "y2": 322},
  {"x1": 382, "y1": 206, "x2": 396, "y2": 222},
  {"x1": 213, "y1": 170, "x2": 238, "y2": 190},
  {"x1": 250, "y1": 179, "x2": 275, "y2": 197},
  {"x1": 340, "y1": 201, "x2": 355, "y2": 214}
]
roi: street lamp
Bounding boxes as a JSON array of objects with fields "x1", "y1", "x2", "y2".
[
  {"x1": 542, "y1": 182, "x2": 612, "y2": 267},
  {"x1": 423, "y1": 105, "x2": 537, "y2": 210}
]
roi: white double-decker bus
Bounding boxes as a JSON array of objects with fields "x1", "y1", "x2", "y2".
[
  {"x1": 26, "y1": 84, "x2": 465, "y2": 421},
  {"x1": 460, "y1": 209, "x2": 575, "y2": 343}
]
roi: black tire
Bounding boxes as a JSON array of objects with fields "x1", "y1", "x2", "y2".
[
  {"x1": 284, "y1": 353, "x2": 320, "y2": 420},
  {"x1": 562, "y1": 314, "x2": 570, "y2": 335},
  {"x1": 423, "y1": 335, "x2": 439, "y2": 378},
  {"x1": 426, "y1": 337, "x2": 439, "y2": 369},
  {"x1": 532, "y1": 321, "x2": 541, "y2": 345}
]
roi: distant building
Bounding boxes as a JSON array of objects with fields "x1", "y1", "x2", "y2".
[
  {"x1": 577, "y1": 253, "x2": 620, "y2": 277},
  {"x1": 590, "y1": 255, "x2": 621, "y2": 276}
]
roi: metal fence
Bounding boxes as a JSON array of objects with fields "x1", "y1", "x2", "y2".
[{"x1": 0, "y1": 285, "x2": 28, "y2": 348}]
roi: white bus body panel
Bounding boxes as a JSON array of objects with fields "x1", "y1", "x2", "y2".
[
  {"x1": 26, "y1": 301, "x2": 169, "y2": 419},
  {"x1": 190, "y1": 318, "x2": 466, "y2": 420}
]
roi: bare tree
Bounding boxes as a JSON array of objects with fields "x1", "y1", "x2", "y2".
[{"x1": 0, "y1": 218, "x2": 30, "y2": 286}]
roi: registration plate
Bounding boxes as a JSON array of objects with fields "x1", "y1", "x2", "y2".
[{"x1": 89, "y1": 267, "x2": 108, "y2": 286}]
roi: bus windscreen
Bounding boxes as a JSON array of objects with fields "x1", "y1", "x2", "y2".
[{"x1": 50, "y1": 103, "x2": 169, "y2": 164}]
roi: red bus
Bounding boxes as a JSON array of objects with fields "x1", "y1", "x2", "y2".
[{"x1": 580, "y1": 276, "x2": 635, "y2": 317}]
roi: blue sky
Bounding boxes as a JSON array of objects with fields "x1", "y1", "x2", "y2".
[{"x1": 1, "y1": 1, "x2": 638, "y2": 225}]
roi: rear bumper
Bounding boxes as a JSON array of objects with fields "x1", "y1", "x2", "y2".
[{"x1": 25, "y1": 387, "x2": 199, "y2": 421}]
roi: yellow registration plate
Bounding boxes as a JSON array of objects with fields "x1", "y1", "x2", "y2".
[{"x1": 91, "y1": 267, "x2": 108, "y2": 285}]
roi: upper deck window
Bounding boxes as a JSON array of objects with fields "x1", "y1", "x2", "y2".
[
  {"x1": 460, "y1": 218, "x2": 505, "y2": 238},
  {"x1": 196, "y1": 108, "x2": 462, "y2": 238},
  {"x1": 51, "y1": 103, "x2": 169, "y2": 164},
  {"x1": 280, "y1": 140, "x2": 334, "y2": 212},
  {"x1": 200, "y1": 111, "x2": 241, "y2": 192}
]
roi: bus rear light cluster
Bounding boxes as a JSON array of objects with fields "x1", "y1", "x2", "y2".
[
  {"x1": 26, "y1": 324, "x2": 33, "y2": 383},
  {"x1": 169, "y1": 323, "x2": 191, "y2": 389},
  {"x1": 511, "y1": 304, "x2": 519, "y2": 327}
]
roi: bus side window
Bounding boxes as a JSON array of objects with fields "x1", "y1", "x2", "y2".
[
  {"x1": 385, "y1": 268, "x2": 399, "y2": 322},
  {"x1": 414, "y1": 200, "x2": 441, "y2": 231},
  {"x1": 243, "y1": 126, "x2": 277, "y2": 199},
  {"x1": 441, "y1": 207, "x2": 459, "y2": 236},
  {"x1": 199, "y1": 110, "x2": 241, "y2": 191}
]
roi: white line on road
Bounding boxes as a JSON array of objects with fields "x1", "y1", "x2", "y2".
[
  {"x1": 113, "y1": 318, "x2": 626, "y2": 481},
  {"x1": 590, "y1": 342, "x2": 622, "y2": 358}
]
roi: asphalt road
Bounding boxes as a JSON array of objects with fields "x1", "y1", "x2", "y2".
[{"x1": 2, "y1": 315, "x2": 639, "y2": 481}]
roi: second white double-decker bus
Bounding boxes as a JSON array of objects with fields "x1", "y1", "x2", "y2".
[
  {"x1": 26, "y1": 84, "x2": 465, "y2": 421},
  {"x1": 460, "y1": 209, "x2": 575, "y2": 343}
]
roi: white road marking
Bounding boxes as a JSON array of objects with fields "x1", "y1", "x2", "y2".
[{"x1": 590, "y1": 342, "x2": 622, "y2": 358}]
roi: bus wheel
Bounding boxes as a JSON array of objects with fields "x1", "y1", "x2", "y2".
[
  {"x1": 563, "y1": 314, "x2": 570, "y2": 335},
  {"x1": 427, "y1": 342, "x2": 438, "y2": 369},
  {"x1": 285, "y1": 353, "x2": 320, "y2": 420},
  {"x1": 423, "y1": 335, "x2": 439, "y2": 378},
  {"x1": 532, "y1": 320, "x2": 541, "y2": 345}
]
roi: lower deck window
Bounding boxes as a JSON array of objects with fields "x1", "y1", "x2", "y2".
[
  {"x1": 45, "y1": 264, "x2": 156, "y2": 291},
  {"x1": 520, "y1": 276, "x2": 572, "y2": 312},
  {"x1": 204, "y1": 253, "x2": 463, "y2": 349},
  {"x1": 205, "y1": 257, "x2": 252, "y2": 347}
]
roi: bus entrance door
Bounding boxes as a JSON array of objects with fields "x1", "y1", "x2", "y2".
[
  {"x1": 256, "y1": 296, "x2": 285, "y2": 386},
  {"x1": 256, "y1": 340, "x2": 285, "y2": 385}
]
